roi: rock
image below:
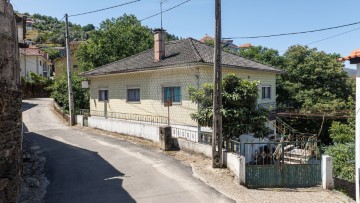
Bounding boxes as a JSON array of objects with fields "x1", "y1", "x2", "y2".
[
  {"x1": 26, "y1": 178, "x2": 40, "y2": 188},
  {"x1": 0, "y1": 179, "x2": 9, "y2": 191}
]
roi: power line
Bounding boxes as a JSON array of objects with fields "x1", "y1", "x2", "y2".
[
  {"x1": 223, "y1": 21, "x2": 360, "y2": 39},
  {"x1": 140, "y1": 0, "x2": 191, "y2": 22},
  {"x1": 279, "y1": 26, "x2": 360, "y2": 53},
  {"x1": 306, "y1": 27, "x2": 360, "y2": 46},
  {"x1": 68, "y1": 0, "x2": 141, "y2": 17}
]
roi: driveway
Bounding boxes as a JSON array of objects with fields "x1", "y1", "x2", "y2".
[{"x1": 22, "y1": 98, "x2": 233, "y2": 203}]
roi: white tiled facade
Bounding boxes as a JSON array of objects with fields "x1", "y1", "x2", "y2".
[{"x1": 88, "y1": 64, "x2": 277, "y2": 126}]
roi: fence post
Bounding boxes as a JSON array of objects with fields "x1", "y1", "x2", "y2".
[
  {"x1": 239, "y1": 156, "x2": 246, "y2": 185},
  {"x1": 104, "y1": 101, "x2": 108, "y2": 119},
  {"x1": 322, "y1": 155, "x2": 334, "y2": 190}
]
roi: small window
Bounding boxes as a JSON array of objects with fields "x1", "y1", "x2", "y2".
[
  {"x1": 127, "y1": 88, "x2": 140, "y2": 102},
  {"x1": 99, "y1": 90, "x2": 108, "y2": 102},
  {"x1": 262, "y1": 86, "x2": 271, "y2": 99},
  {"x1": 163, "y1": 86, "x2": 181, "y2": 103},
  {"x1": 73, "y1": 65, "x2": 78, "y2": 69},
  {"x1": 40, "y1": 61, "x2": 42, "y2": 66}
]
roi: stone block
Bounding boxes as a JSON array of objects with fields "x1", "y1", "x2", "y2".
[
  {"x1": 0, "y1": 178, "x2": 9, "y2": 192},
  {"x1": 159, "y1": 126, "x2": 172, "y2": 151}
]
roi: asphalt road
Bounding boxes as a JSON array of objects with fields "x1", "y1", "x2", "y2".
[{"x1": 22, "y1": 98, "x2": 234, "y2": 203}]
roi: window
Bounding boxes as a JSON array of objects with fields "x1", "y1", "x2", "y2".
[
  {"x1": 127, "y1": 88, "x2": 140, "y2": 102},
  {"x1": 99, "y1": 90, "x2": 108, "y2": 102},
  {"x1": 73, "y1": 65, "x2": 78, "y2": 69},
  {"x1": 163, "y1": 86, "x2": 181, "y2": 103},
  {"x1": 262, "y1": 86, "x2": 271, "y2": 99}
]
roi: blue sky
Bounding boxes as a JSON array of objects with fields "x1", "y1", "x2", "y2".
[{"x1": 12, "y1": 0, "x2": 359, "y2": 68}]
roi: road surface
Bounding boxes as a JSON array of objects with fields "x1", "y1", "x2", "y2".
[{"x1": 22, "y1": 98, "x2": 233, "y2": 203}]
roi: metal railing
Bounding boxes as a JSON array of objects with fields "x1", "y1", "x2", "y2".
[
  {"x1": 228, "y1": 139, "x2": 241, "y2": 155},
  {"x1": 199, "y1": 131, "x2": 212, "y2": 145},
  {"x1": 90, "y1": 110, "x2": 168, "y2": 125},
  {"x1": 243, "y1": 140, "x2": 321, "y2": 165}
]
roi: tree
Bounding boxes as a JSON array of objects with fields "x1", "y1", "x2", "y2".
[
  {"x1": 237, "y1": 45, "x2": 285, "y2": 68},
  {"x1": 49, "y1": 72, "x2": 89, "y2": 113},
  {"x1": 325, "y1": 118, "x2": 355, "y2": 181},
  {"x1": 279, "y1": 45, "x2": 354, "y2": 111},
  {"x1": 76, "y1": 14, "x2": 155, "y2": 72},
  {"x1": 82, "y1": 24, "x2": 95, "y2": 32},
  {"x1": 189, "y1": 74, "x2": 270, "y2": 140}
]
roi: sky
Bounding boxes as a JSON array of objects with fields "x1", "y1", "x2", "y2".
[{"x1": 11, "y1": 0, "x2": 360, "y2": 68}]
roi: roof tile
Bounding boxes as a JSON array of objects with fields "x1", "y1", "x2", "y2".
[{"x1": 80, "y1": 38, "x2": 283, "y2": 76}]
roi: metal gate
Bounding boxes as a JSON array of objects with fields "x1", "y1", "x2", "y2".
[{"x1": 244, "y1": 141, "x2": 321, "y2": 188}]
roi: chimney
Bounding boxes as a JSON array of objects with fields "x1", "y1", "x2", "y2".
[{"x1": 154, "y1": 29, "x2": 166, "y2": 62}]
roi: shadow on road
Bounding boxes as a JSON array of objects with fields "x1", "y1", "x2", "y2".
[
  {"x1": 23, "y1": 124, "x2": 135, "y2": 202},
  {"x1": 22, "y1": 102, "x2": 38, "y2": 112}
]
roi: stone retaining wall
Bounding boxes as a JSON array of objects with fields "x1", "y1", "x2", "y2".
[{"x1": 0, "y1": 0, "x2": 22, "y2": 202}]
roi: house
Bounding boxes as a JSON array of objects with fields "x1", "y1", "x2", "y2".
[
  {"x1": 80, "y1": 29, "x2": 282, "y2": 127},
  {"x1": 20, "y1": 47, "x2": 52, "y2": 79},
  {"x1": 199, "y1": 35, "x2": 252, "y2": 52},
  {"x1": 54, "y1": 40, "x2": 84, "y2": 77}
]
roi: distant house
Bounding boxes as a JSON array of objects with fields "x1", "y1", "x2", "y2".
[
  {"x1": 54, "y1": 40, "x2": 84, "y2": 77},
  {"x1": 199, "y1": 35, "x2": 252, "y2": 53},
  {"x1": 20, "y1": 47, "x2": 52, "y2": 79},
  {"x1": 80, "y1": 29, "x2": 282, "y2": 126}
]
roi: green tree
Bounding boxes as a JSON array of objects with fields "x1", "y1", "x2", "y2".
[
  {"x1": 49, "y1": 72, "x2": 89, "y2": 112},
  {"x1": 237, "y1": 46, "x2": 285, "y2": 68},
  {"x1": 76, "y1": 14, "x2": 154, "y2": 72},
  {"x1": 82, "y1": 24, "x2": 95, "y2": 32},
  {"x1": 189, "y1": 74, "x2": 270, "y2": 140},
  {"x1": 279, "y1": 45, "x2": 354, "y2": 111},
  {"x1": 325, "y1": 118, "x2": 355, "y2": 181}
]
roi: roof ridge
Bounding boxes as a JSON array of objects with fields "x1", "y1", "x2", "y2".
[{"x1": 188, "y1": 38, "x2": 204, "y2": 62}]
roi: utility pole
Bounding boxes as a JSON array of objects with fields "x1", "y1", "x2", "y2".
[
  {"x1": 212, "y1": 0, "x2": 223, "y2": 168},
  {"x1": 65, "y1": 14, "x2": 75, "y2": 126}
]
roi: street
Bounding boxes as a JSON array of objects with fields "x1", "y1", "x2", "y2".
[{"x1": 22, "y1": 98, "x2": 233, "y2": 203}]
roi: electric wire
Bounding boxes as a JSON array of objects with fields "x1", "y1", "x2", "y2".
[
  {"x1": 223, "y1": 21, "x2": 360, "y2": 39},
  {"x1": 140, "y1": 0, "x2": 191, "y2": 22},
  {"x1": 68, "y1": 0, "x2": 140, "y2": 17}
]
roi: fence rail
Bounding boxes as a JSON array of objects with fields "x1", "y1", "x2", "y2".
[
  {"x1": 243, "y1": 141, "x2": 321, "y2": 165},
  {"x1": 90, "y1": 110, "x2": 168, "y2": 125}
]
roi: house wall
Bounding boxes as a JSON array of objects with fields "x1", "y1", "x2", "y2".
[
  {"x1": 88, "y1": 65, "x2": 278, "y2": 127},
  {"x1": 89, "y1": 66, "x2": 200, "y2": 126},
  {"x1": 199, "y1": 65, "x2": 277, "y2": 107},
  {"x1": 0, "y1": 1, "x2": 22, "y2": 202},
  {"x1": 20, "y1": 54, "x2": 51, "y2": 78},
  {"x1": 54, "y1": 53, "x2": 79, "y2": 78}
]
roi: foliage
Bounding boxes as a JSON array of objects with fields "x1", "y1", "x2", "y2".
[
  {"x1": 22, "y1": 72, "x2": 53, "y2": 98},
  {"x1": 189, "y1": 74, "x2": 270, "y2": 139},
  {"x1": 29, "y1": 13, "x2": 90, "y2": 45},
  {"x1": 238, "y1": 45, "x2": 285, "y2": 68},
  {"x1": 42, "y1": 48, "x2": 61, "y2": 60},
  {"x1": 279, "y1": 45, "x2": 354, "y2": 111},
  {"x1": 82, "y1": 24, "x2": 95, "y2": 32},
  {"x1": 49, "y1": 72, "x2": 89, "y2": 113},
  {"x1": 325, "y1": 118, "x2": 355, "y2": 181},
  {"x1": 76, "y1": 14, "x2": 154, "y2": 71}
]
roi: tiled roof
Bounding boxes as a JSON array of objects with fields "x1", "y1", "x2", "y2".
[
  {"x1": 338, "y1": 49, "x2": 360, "y2": 61},
  {"x1": 199, "y1": 35, "x2": 214, "y2": 43},
  {"x1": 20, "y1": 48, "x2": 47, "y2": 58},
  {"x1": 239, "y1": 43, "x2": 252, "y2": 48},
  {"x1": 80, "y1": 38, "x2": 283, "y2": 77}
]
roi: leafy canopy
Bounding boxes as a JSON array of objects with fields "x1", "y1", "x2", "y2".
[
  {"x1": 278, "y1": 45, "x2": 354, "y2": 111},
  {"x1": 76, "y1": 14, "x2": 154, "y2": 72},
  {"x1": 189, "y1": 74, "x2": 269, "y2": 139},
  {"x1": 49, "y1": 72, "x2": 89, "y2": 113}
]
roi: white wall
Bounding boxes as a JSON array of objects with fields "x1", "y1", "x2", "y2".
[{"x1": 88, "y1": 116, "x2": 160, "y2": 142}]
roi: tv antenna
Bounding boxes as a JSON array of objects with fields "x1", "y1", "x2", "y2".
[{"x1": 160, "y1": 0, "x2": 168, "y2": 29}]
